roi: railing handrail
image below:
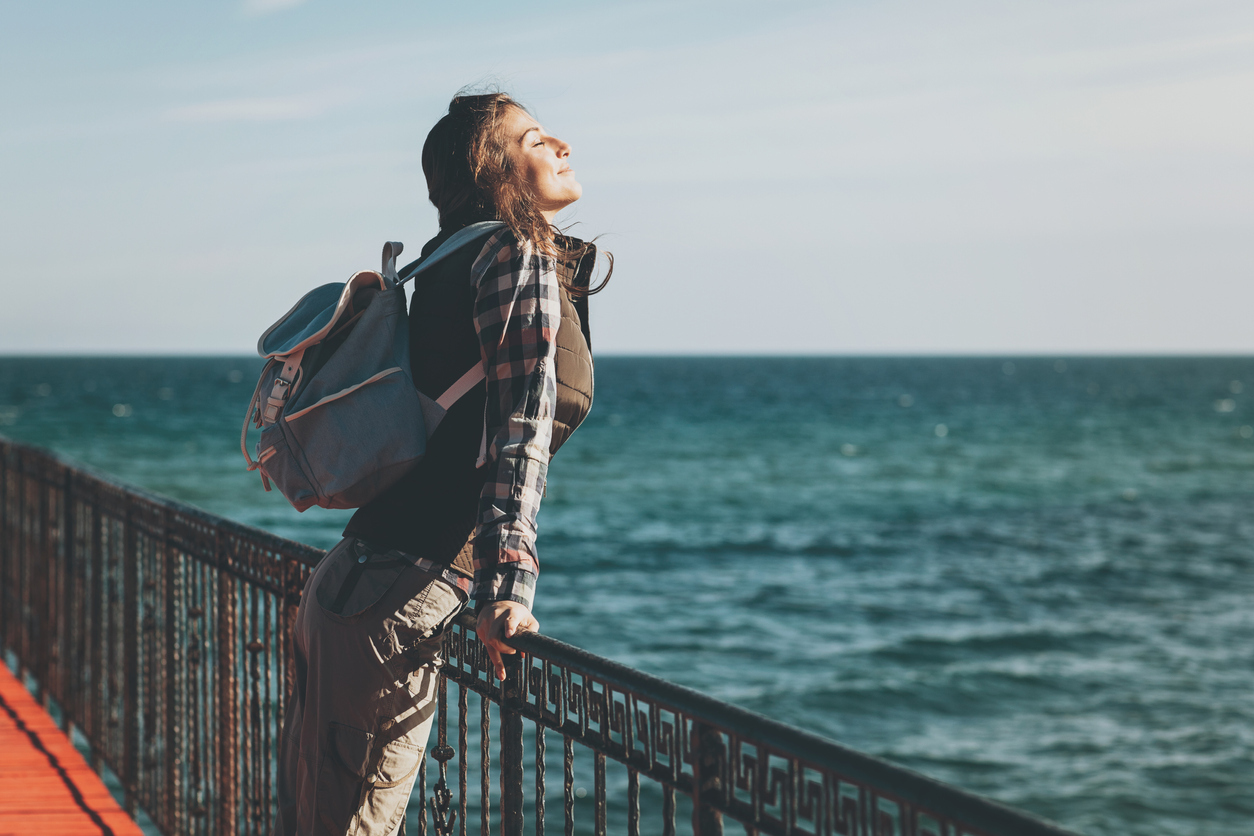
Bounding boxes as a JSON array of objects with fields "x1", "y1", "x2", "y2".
[
  {"x1": 1, "y1": 434, "x2": 1084, "y2": 836},
  {"x1": 0, "y1": 435, "x2": 324, "y2": 569},
  {"x1": 500, "y1": 619, "x2": 1078, "y2": 836}
]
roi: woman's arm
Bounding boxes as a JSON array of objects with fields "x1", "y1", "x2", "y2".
[{"x1": 468, "y1": 230, "x2": 560, "y2": 677}]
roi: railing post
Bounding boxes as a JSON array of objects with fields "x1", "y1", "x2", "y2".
[
  {"x1": 500, "y1": 654, "x2": 525, "y2": 836},
  {"x1": 40, "y1": 462, "x2": 59, "y2": 713},
  {"x1": 692, "y1": 721, "x2": 725, "y2": 836},
  {"x1": 89, "y1": 500, "x2": 104, "y2": 774},
  {"x1": 35, "y1": 460, "x2": 49, "y2": 708},
  {"x1": 218, "y1": 531, "x2": 239, "y2": 836},
  {"x1": 122, "y1": 502, "x2": 139, "y2": 817},
  {"x1": 0, "y1": 442, "x2": 9, "y2": 657},
  {"x1": 17, "y1": 451, "x2": 29, "y2": 685},
  {"x1": 164, "y1": 521, "x2": 183, "y2": 835},
  {"x1": 60, "y1": 467, "x2": 76, "y2": 734}
]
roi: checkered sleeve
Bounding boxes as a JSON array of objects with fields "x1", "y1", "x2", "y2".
[{"x1": 468, "y1": 230, "x2": 561, "y2": 611}]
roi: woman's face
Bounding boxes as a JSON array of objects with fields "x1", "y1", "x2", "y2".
[{"x1": 501, "y1": 106, "x2": 581, "y2": 220}]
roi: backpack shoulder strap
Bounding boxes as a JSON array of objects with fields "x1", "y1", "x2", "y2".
[
  {"x1": 399, "y1": 222, "x2": 503, "y2": 433},
  {"x1": 437, "y1": 363, "x2": 486, "y2": 411},
  {"x1": 396, "y1": 221, "x2": 506, "y2": 287}
]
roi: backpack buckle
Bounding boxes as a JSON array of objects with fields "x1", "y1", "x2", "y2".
[{"x1": 262, "y1": 378, "x2": 291, "y2": 424}]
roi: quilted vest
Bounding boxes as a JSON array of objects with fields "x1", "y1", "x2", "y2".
[
  {"x1": 552, "y1": 248, "x2": 595, "y2": 452},
  {"x1": 343, "y1": 230, "x2": 595, "y2": 576}
]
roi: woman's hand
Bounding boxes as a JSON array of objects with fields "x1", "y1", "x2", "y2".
[{"x1": 476, "y1": 601, "x2": 540, "y2": 681}]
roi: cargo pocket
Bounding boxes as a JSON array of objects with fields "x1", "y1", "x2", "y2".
[
  {"x1": 313, "y1": 722, "x2": 374, "y2": 835},
  {"x1": 356, "y1": 739, "x2": 424, "y2": 834},
  {"x1": 391, "y1": 578, "x2": 467, "y2": 669},
  {"x1": 316, "y1": 540, "x2": 411, "y2": 621}
]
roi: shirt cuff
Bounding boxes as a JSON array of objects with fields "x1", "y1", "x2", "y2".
[{"x1": 474, "y1": 565, "x2": 537, "y2": 612}]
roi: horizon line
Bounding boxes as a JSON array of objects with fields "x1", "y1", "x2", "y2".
[{"x1": 4, "y1": 351, "x2": 1254, "y2": 360}]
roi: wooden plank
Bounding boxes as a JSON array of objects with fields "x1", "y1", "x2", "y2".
[{"x1": 0, "y1": 663, "x2": 144, "y2": 835}]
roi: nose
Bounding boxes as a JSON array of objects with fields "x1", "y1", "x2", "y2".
[{"x1": 554, "y1": 136, "x2": 572, "y2": 158}]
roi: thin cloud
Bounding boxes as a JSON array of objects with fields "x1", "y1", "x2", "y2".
[
  {"x1": 163, "y1": 89, "x2": 348, "y2": 123},
  {"x1": 242, "y1": 0, "x2": 310, "y2": 17}
]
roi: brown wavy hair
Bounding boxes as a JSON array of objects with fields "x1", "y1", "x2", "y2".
[{"x1": 421, "y1": 91, "x2": 610, "y2": 295}]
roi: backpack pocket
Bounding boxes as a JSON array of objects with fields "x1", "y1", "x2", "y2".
[
  {"x1": 256, "y1": 422, "x2": 320, "y2": 512},
  {"x1": 282, "y1": 366, "x2": 426, "y2": 509}
]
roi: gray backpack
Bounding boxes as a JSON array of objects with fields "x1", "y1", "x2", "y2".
[{"x1": 241, "y1": 221, "x2": 504, "y2": 511}]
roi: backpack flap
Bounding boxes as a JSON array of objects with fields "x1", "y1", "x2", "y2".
[
  {"x1": 257, "y1": 271, "x2": 390, "y2": 360},
  {"x1": 252, "y1": 270, "x2": 390, "y2": 424}
]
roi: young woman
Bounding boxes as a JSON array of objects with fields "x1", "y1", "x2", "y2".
[{"x1": 273, "y1": 92, "x2": 605, "y2": 836}]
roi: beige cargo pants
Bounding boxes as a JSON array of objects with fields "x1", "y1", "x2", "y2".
[{"x1": 272, "y1": 536, "x2": 468, "y2": 836}]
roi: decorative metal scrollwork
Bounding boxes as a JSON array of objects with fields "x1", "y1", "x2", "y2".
[
  {"x1": 0, "y1": 437, "x2": 1082, "y2": 836},
  {"x1": 428, "y1": 743, "x2": 457, "y2": 836}
]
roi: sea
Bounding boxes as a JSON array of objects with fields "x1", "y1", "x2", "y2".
[{"x1": 1, "y1": 355, "x2": 1251, "y2": 836}]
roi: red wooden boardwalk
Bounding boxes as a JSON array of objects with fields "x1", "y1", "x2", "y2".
[{"x1": 0, "y1": 663, "x2": 144, "y2": 836}]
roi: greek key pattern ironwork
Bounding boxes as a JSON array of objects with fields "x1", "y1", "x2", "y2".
[
  {"x1": 438, "y1": 613, "x2": 1080, "y2": 836},
  {"x1": 1, "y1": 437, "x2": 1081, "y2": 836}
]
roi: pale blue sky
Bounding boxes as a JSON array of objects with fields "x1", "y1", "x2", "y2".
[{"x1": 3, "y1": 0, "x2": 1253, "y2": 354}]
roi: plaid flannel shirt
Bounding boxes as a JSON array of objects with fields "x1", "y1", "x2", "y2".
[{"x1": 465, "y1": 229, "x2": 561, "y2": 611}]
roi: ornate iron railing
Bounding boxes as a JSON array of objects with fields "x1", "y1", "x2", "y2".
[{"x1": 0, "y1": 436, "x2": 1081, "y2": 836}]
